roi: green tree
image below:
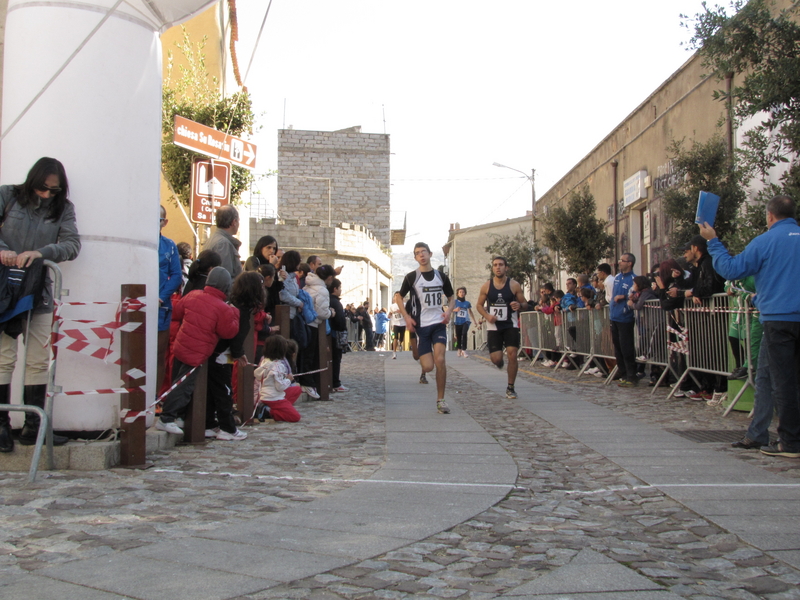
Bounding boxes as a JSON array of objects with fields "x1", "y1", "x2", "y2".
[
  {"x1": 663, "y1": 135, "x2": 747, "y2": 253},
  {"x1": 682, "y1": 0, "x2": 800, "y2": 182},
  {"x1": 540, "y1": 186, "x2": 614, "y2": 275},
  {"x1": 162, "y1": 28, "x2": 257, "y2": 207},
  {"x1": 484, "y1": 228, "x2": 553, "y2": 291}
]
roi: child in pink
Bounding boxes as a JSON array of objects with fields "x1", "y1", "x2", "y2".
[{"x1": 254, "y1": 335, "x2": 302, "y2": 422}]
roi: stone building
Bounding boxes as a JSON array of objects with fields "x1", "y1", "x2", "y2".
[
  {"x1": 536, "y1": 0, "x2": 793, "y2": 279},
  {"x1": 261, "y1": 125, "x2": 394, "y2": 308},
  {"x1": 277, "y1": 126, "x2": 391, "y2": 246}
]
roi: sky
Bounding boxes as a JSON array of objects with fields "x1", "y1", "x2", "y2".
[{"x1": 233, "y1": 0, "x2": 711, "y2": 261}]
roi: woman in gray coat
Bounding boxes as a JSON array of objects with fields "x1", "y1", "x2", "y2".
[{"x1": 0, "y1": 157, "x2": 80, "y2": 452}]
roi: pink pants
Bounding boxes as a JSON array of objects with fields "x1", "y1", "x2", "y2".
[{"x1": 267, "y1": 385, "x2": 302, "y2": 422}]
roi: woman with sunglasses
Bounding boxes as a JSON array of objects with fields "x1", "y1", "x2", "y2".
[{"x1": 0, "y1": 157, "x2": 81, "y2": 452}]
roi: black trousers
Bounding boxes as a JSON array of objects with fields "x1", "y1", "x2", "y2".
[{"x1": 611, "y1": 320, "x2": 636, "y2": 381}]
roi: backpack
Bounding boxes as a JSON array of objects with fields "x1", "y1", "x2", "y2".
[{"x1": 297, "y1": 288, "x2": 318, "y2": 325}]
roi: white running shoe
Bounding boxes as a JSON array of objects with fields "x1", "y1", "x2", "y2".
[
  {"x1": 155, "y1": 420, "x2": 183, "y2": 435},
  {"x1": 392, "y1": 352, "x2": 397, "y2": 359},
  {"x1": 175, "y1": 418, "x2": 185, "y2": 428},
  {"x1": 216, "y1": 428, "x2": 247, "y2": 441},
  {"x1": 205, "y1": 427, "x2": 220, "y2": 438},
  {"x1": 302, "y1": 386, "x2": 321, "y2": 399}
]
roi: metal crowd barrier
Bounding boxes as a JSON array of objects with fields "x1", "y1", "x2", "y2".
[
  {"x1": 519, "y1": 294, "x2": 757, "y2": 406},
  {"x1": 346, "y1": 319, "x2": 363, "y2": 351},
  {"x1": 0, "y1": 260, "x2": 62, "y2": 482}
]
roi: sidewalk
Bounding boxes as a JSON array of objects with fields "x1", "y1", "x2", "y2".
[{"x1": 1, "y1": 350, "x2": 799, "y2": 599}]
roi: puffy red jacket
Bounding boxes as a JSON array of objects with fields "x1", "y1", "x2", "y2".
[{"x1": 171, "y1": 286, "x2": 239, "y2": 366}]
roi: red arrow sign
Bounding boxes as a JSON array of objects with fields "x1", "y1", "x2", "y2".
[{"x1": 173, "y1": 115, "x2": 257, "y2": 170}]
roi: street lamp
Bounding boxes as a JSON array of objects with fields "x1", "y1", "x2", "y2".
[{"x1": 493, "y1": 162, "x2": 537, "y2": 287}]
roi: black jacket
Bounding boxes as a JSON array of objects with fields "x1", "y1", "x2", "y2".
[{"x1": 692, "y1": 253, "x2": 725, "y2": 299}]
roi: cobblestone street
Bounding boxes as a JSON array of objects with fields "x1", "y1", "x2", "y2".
[{"x1": 2, "y1": 350, "x2": 799, "y2": 600}]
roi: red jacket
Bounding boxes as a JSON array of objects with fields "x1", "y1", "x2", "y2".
[{"x1": 171, "y1": 286, "x2": 239, "y2": 366}]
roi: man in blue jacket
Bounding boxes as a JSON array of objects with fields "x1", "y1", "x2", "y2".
[
  {"x1": 158, "y1": 206, "x2": 183, "y2": 393},
  {"x1": 611, "y1": 253, "x2": 637, "y2": 387},
  {"x1": 700, "y1": 195, "x2": 800, "y2": 458}
]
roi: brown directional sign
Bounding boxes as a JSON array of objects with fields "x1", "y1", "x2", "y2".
[
  {"x1": 190, "y1": 158, "x2": 231, "y2": 225},
  {"x1": 173, "y1": 115, "x2": 257, "y2": 170}
]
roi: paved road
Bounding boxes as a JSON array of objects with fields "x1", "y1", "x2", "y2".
[{"x1": 1, "y1": 351, "x2": 799, "y2": 599}]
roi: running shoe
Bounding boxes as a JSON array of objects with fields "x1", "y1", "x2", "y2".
[
  {"x1": 392, "y1": 352, "x2": 397, "y2": 359},
  {"x1": 760, "y1": 442, "x2": 800, "y2": 458},
  {"x1": 707, "y1": 392, "x2": 727, "y2": 406},
  {"x1": 672, "y1": 389, "x2": 695, "y2": 398},
  {"x1": 419, "y1": 374, "x2": 428, "y2": 384},
  {"x1": 688, "y1": 390, "x2": 712, "y2": 401},
  {"x1": 332, "y1": 385, "x2": 349, "y2": 393},
  {"x1": 302, "y1": 386, "x2": 321, "y2": 399},
  {"x1": 205, "y1": 427, "x2": 220, "y2": 438},
  {"x1": 437, "y1": 400, "x2": 450, "y2": 414},
  {"x1": 505, "y1": 387, "x2": 517, "y2": 399},
  {"x1": 216, "y1": 428, "x2": 248, "y2": 441},
  {"x1": 155, "y1": 420, "x2": 183, "y2": 435},
  {"x1": 617, "y1": 379, "x2": 637, "y2": 388}
]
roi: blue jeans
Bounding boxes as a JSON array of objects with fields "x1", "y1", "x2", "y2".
[
  {"x1": 745, "y1": 334, "x2": 772, "y2": 445},
  {"x1": 763, "y1": 321, "x2": 800, "y2": 451}
]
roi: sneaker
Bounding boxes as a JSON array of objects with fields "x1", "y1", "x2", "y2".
[
  {"x1": 727, "y1": 366, "x2": 748, "y2": 380},
  {"x1": 636, "y1": 355, "x2": 648, "y2": 362},
  {"x1": 505, "y1": 387, "x2": 517, "y2": 399},
  {"x1": 688, "y1": 390, "x2": 712, "y2": 401},
  {"x1": 205, "y1": 427, "x2": 220, "y2": 438},
  {"x1": 436, "y1": 400, "x2": 450, "y2": 414},
  {"x1": 302, "y1": 386, "x2": 320, "y2": 399},
  {"x1": 542, "y1": 360, "x2": 554, "y2": 367},
  {"x1": 590, "y1": 369, "x2": 605, "y2": 378},
  {"x1": 155, "y1": 420, "x2": 183, "y2": 435},
  {"x1": 332, "y1": 385, "x2": 348, "y2": 393},
  {"x1": 175, "y1": 418, "x2": 185, "y2": 428},
  {"x1": 707, "y1": 391, "x2": 728, "y2": 406},
  {"x1": 673, "y1": 389, "x2": 695, "y2": 398},
  {"x1": 560, "y1": 361, "x2": 570, "y2": 368},
  {"x1": 585, "y1": 367, "x2": 598, "y2": 375},
  {"x1": 419, "y1": 374, "x2": 428, "y2": 384},
  {"x1": 462, "y1": 351, "x2": 469, "y2": 358},
  {"x1": 617, "y1": 379, "x2": 637, "y2": 388},
  {"x1": 392, "y1": 352, "x2": 397, "y2": 359},
  {"x1": 760, "y1": 442, "x2": 800, "y2": 458},
  {"x1": 731, "y1": 437, "x2": 763, "y2": 449},
  {"x1": 216, "y1": 428, "x2": 248, "y2": 441}
]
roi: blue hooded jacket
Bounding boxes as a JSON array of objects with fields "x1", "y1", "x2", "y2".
[
  {"x1": 159, "y1": 235, "x2": 183, "y2": 331},
  {"x1": 708, "y1": 217, "x2": 800, "y2": 322}
]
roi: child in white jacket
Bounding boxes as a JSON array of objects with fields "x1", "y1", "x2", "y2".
[{"x1": 254, "y1": 336, "x2": 302, "y2": 422}]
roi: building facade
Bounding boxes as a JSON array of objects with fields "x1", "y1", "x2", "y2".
[
  {"x1": 266, "y1": 125, "x2": 394, "y2": 307},
  {"x1": 444, "y1": 215, "x2": 533, "y2": 306},
  {"x1": 277, "y1": 127, "x2": 391, "y2": 247}
]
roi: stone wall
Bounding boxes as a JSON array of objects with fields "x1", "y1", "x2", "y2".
[{"x1": 277, "y1": 127, "x2": 391, "y2": 247}]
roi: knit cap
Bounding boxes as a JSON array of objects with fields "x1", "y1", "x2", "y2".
[{"x1": 205, "y1": 266, "x2": 232, "y2": 296}]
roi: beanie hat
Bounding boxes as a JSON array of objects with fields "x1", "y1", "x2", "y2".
[{"x1": 205, "y1": 266, "x2": 232, "y2": 295}]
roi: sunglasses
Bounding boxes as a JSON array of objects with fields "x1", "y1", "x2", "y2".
[{"x1": 37, "y1": 185, "x2": 61, "y2": 194}]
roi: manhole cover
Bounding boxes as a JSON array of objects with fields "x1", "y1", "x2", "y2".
[{"x1": 666, "y1": 429, "x2": 743, "y2": 443}]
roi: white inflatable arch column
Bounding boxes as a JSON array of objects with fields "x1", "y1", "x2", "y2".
[{"x1": 1, "y1": 0, "x2": 215, "y2": 431}]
